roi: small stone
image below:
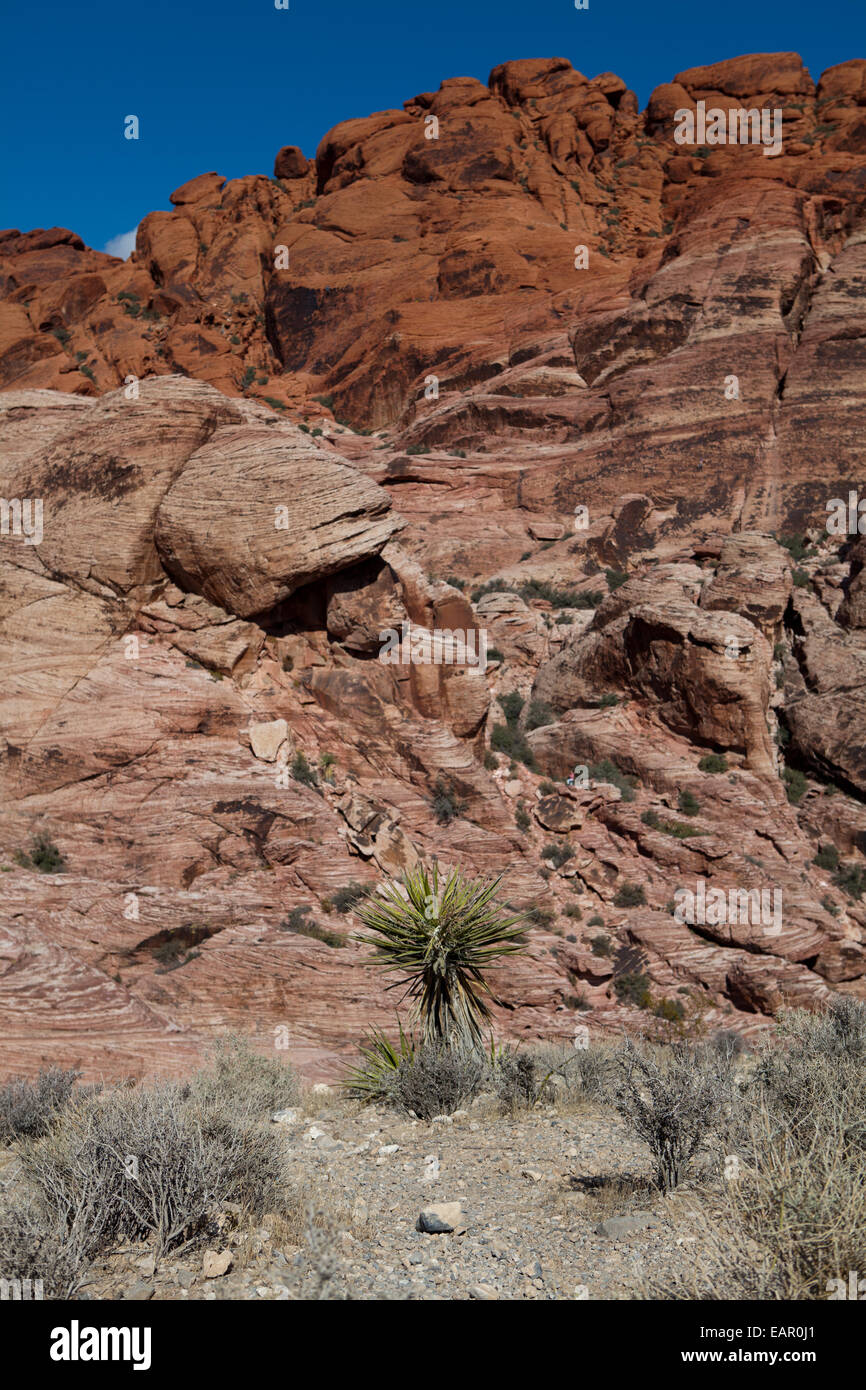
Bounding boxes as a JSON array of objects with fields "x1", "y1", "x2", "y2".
[
  {"x1": 378, "y1": 1143, "x2": 399, "y2": 1155},
  {"x1": 504, "y1": 779, "x2": 522, "y2": 798},
  {"x1": 417, "y1": 1202, "x2": 464, "y2": 1234},
  {"x1": 521, "y1": 1168, "x2": 544, "y2": 1183},
  {"x1": 469, "y1": 1283, "x2": 499, "y2": 1300},
  {"x1": 528, "y1": 521, "x2": 564, "y2": 542},
  {"x1": 595, "y1": 1211, "x2": 657, "y2": 1239},
  {"x1": 202, "y1": 1249, "x2": 233, "y2": 1279},
  {"x1": 312, "y1": 1083, "x2": 332, "y2": 1095},
  {"x1": 272, "y1": 1107, "x2": 301, "y2": 1126},
  {"x1": 122, "y1": 1280, "x2": 154, "y2": 1301}
]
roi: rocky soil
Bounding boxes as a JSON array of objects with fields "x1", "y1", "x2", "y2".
[
  {"x1": 1, "y1": 50, "x2": 865, "y2": 1082},
  {"x1": 73, "y1": 1091, "x2": 704, "y2": 1302}
]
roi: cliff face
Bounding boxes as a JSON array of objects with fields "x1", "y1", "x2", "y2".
[{"x1": 1, "y1": 53, "x2": 865, "y2": 1080}]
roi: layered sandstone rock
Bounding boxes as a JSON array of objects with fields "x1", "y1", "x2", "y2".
[{"x1": 1, "y1": 51, "x2": 866, "y2": 1080}]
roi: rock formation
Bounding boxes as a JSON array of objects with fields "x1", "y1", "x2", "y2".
[{"x1": 1, "y1": 52, "x2": 865, "y2": 1079}]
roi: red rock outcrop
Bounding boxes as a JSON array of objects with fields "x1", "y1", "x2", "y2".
[{"x1": 2, "y1": 52, "x2": 866, "y2": 1080}]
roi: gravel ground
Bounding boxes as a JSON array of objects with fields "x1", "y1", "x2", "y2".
[{"x1": 79, "y1": 1095, "x2": 713, "y2": 1301}]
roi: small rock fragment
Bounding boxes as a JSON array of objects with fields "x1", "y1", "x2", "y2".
[
  {"x1": 202, "y1": 1249, "x2": 233, "y2": 1279},
  {"x1": 417, "y1": 1201, "x2": 464, "y2": 1234}
]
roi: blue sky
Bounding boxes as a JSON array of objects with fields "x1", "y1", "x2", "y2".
[{"x1": 2, "y1": 0, "x2": 863, "y2": 254}]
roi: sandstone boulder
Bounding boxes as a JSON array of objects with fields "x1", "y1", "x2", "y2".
[{"x1": 154, "y1": 425, "x2": 400, "y2": 617}]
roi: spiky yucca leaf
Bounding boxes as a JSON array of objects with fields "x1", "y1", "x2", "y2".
[
  {"x1": 343, "y1": 1023, "x2": 415, "y2": 1101},
  {"x1": 354, "y1": 862, "x2": 527, "y2": 1047}
]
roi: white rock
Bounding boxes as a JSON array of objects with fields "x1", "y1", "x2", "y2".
[
  {"x1": 417, "y1": 1201, "x2": 464, "y2": 1234},
  {"x1": 249, "y1": 718, "x2": 289, "y2": 762},
  {"x1": 202, "y1": 1250, "x2": 233, "y2": 1279},
  {"x1": 271, "y1": 1107, "x2": 301, "y2": 1126}
]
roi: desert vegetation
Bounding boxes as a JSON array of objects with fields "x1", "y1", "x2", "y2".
[{"x1": 1, "y1": 995, "x2": 864, "y2": 1300}]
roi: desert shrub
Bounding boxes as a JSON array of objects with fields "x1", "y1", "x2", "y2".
[
  {"x1": 834, "y1": 861, "x2": 866, "y2": 900},
  {"x1": 752, "y1": 998, "x2": 866, "y2": 1144},
  {"x1": 613, "y1": 971, "x2": 652, "y2": 1007},
  {"x1": 677, "y1": 790, "x2": 700, "y2": 817},
  {"x1": 483, "y1": 750, "x2": 499, "y2": 770},
  {"x1": 490, "y1": 693, "x2": 538, "y2": 769},
  {"x1": 525, "y1": 699, "x2": 555, "y2": 731},
  {"x1": 614, "y1": 1038, "x2": 734, "y2": 1192},
  {"x1": 570, "y1": 1044, "x2": 615, "y2": 1100},
  {"x1": 490, "y1": 721, "x2": 538, "y2": 770},
  {"x1": 531, "y1": 1042, "x2": 612, "y2": 1103},
  {"x1": 515, "y1": 802, "x2": 531, "y2": 832},
  {"x1": 470, "y1": 578, "x2": 511, "y2": 603},
  {"x1": 499, "y1": 690, "x2": 524, "y2": 724},
  {"x1": 589, "y1": 932, "x2": 612, "y2": 956},
  {"x1": 188, "y1": 1034, "x2": 299, "y2": 1118},
  {"x1": 693, "y1": 1002, "x2": 866, "y2": 1299},
  {"x1": 0, "y1": 1067, "x2": 81, "y2": 1144},
  {"x1": 0, "y1": 1201, "x2": 81, "y2": 1298},
  {"x1": 517, "y1": 577, "x2": 602, "y2": 609},
  {"x1": 813, "y1": 843, "x2": 839, "y2": 871},
  {"x1": 19, "y1": 1082, "x2": 293, "y2": 1270},
  {"x1": 291, "y1": 751, "x2": 319, "y2": 787},
  {"x1": 153, "y1": 937, "x2": 200, "y2": 971},
  {"x1": 779, "y1": 534, "x2": 812, "y2": 563},
  {"x1": 283, "y1": 908, "x2": 346, "y2": 948},
  {"x1": 541, "y1": 841, "x2": 574, "y2": 868},
  {"x1": 613, "y1": 881, "x2": 646, "y2": 908},
  {"x1": 525, "y1": 905, "x2": 554, "y2": 927},
  {"x1": 331, "y1": 882, "x2": 364, "y2": 915},
  {"x1": 391, "y1": 1043, "x2": 485, "y2": 1120},
  {"x1": 14, "y1": 834, "x2": 66, "y2": 874},
  {"x1": 491, "y1": 1049, "x2": 540, "y2": 1112},
  {"x1": 564, "y1": 903, "x2": 582, "y2": 921},
  {"x1": 698, "y1": 753, "x2": 728, "y2": 774},
  {"x1": 431, "y1": 776, "x2": 467, "y2": 825},
  {"x1": 720, "y1": 1101, "x2": 866, "y2": 1299},
  {"x1": 605, "y1": 568, "x2": 628, "y2": 592},
  {"x1": 641, "y1": 808, "x2": 703, "y2": 839},
  {"x1": 588, "y1": 758, "x2": 636, "y2": 801},
  {"x1": 654, "y1": 996, "x2": 686, "y2": 1023},
  {"x1": 486, "y1": 647, "x2": 504, "y2": 663},
  {"x1": 782, "y1": 766, "x2": 808, "y2": 805}
]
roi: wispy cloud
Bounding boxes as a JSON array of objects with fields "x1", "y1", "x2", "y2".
[{"x1": 103, "y1": 228, "x2": 137, "y2": 260}]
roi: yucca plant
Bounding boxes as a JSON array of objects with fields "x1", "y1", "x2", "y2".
[
  {"x1": 354, "y1": 862, "x2": 527, "y2": 1048},
  {"x1": 343, "y1": 1024, "x2": 415, "y2": 1102}
]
